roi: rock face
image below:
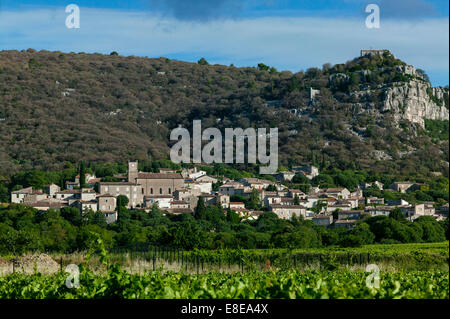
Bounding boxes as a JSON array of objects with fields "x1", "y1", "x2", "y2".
[{"x1": 382, "y1": 80, "x2": 449, "y2": 128}]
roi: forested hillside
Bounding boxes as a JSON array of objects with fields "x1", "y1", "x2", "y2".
[{"x1": 0, "y1": 49, "x2": 448, "y2": 179}]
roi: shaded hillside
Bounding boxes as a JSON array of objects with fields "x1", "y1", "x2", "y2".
[{"x1": 0, "y1": 49, "x2": 448, "y2": 178}]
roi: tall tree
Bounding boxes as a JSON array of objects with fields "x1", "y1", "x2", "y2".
[
  {"x1": 116, "y1": 195, "x2": 129, "y2": 213},
  {"x1": 389, "y1": 208, "x2": 406, "y2": 221},
  {"x1": 248, "y1": 188, "x2": 261, "y2": 210},
  {"x1": 79, "y1": 162, "x2": 86, "y2": 188},
  {"x1": 195, "y1": 196, "x2": 207, "y2": 220}
]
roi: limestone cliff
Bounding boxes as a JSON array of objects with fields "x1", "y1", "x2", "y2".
[{"x1": 382, "y1": 79, "x2": 449, "y2": 128}]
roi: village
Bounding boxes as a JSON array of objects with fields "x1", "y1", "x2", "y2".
[{"x1": 10, "y1": 161, "x2": 449, "y2": 227}]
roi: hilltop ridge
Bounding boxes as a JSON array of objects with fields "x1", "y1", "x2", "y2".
[{"x1": 0, "y1": 49, "x2": 448, "y2": 178}]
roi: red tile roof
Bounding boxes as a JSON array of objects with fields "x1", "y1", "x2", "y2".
[{"x1": 137, "y1": 173, "x2": 183, "y2": 179}]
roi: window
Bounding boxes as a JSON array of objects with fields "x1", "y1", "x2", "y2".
[
  {"x1": 159, "y1": 188, "x2": 162, "y2": 194},
  {"x1": 142, "y1": 188, "x2": 144, "y2": 195},
  {"x1": 102, "y1": 205, "x2": 105, "y2": 210},
  {"x1": 126, "y1": 187, "x2": 130, "y2": 192},
  {"x1": 150, "y1": 188, "x2": 153, "y2": 194},
  {"x1": 105, "y1": 187, "x2": 109, "y2": 192},
  {"x1": 116, "y1": 187, "x2": 120, "y2": 192},
  {"x1": 168, "y1": 188, "x2": 171, "y2": 194}
]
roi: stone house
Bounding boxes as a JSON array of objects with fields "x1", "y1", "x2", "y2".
[
  {"x1": 128, "y1": 161, "x2": 184, "y2": 197},
  {"x1": 280, "y1": 197, "x2": 294, "y2": 206},
  {"x1": 55, "y1": 189, "x2": 81, "y2": 202},
  {"x1": 136, "y1": 172, "x2": 184, "y2": 197},
  {"x1": 365, "y1": 205, "x2": 396, "y2": 217},
  {"x1": 312, "y1": 215, "x2": 333, "y2": 227},
  {"x1": 11, "y1": 187, "x2": 34, "y2": 203},
  {"x1": 347, "y1": 196, "x2": 362, "y2": 208},
  {"x1": 44, "y1": 184, "x2": 61, "y2": 197},
  {"x1": 326, "y1": 201, "x2": 352, "y2": 213},
  {"x1": 80, "y1": 188, "x2": 97, "y2": 201},
  {"x1": 65, "y1": 181, "x2": 78, "y2": 190},
  {"x1": 144, "y1": 195, "x2": 172, "y2": 209},
  {"x1": 337, "y1": 210, "x2": 365, "y2": 220},
  {"x1": 72, "y1": 200, "x2": 98, "y2": 212},
  {"x1": 217, "y1": 193, "x2": 230, "y2": 208},
  {"x1": 288, "y1": 189, "x2": 306, "y2": 199},
  {"x1": 333, "y1": 220, "x2": 356, "y2": 229},
  {"x1": 264, "y1": 195, "x2": 281, "y2": 207},
  {"x1": 293, "y1": 165, "x2": 319, "y2": 180},
  {"x1": 367, "y1": 197, "x2": 384, "y2": 205},
  {"x1": 186, "y1": 180, "x2": 212, "y2": 194},
  {"x1": 105, "y1": 212, "x2": 118, "y2": 224},
  {"x1": 99, "y1": 182, "x2": 143, "y2": 208},
  {"x1": 202, "y1": 193, "x2": 217, "y2": 206},
  {"x1": 239, "y1": 178, "x2": 274, "y2": 190},
  {"x1": 218, "y1": 182, "x2": 244, "y2": 196},
  {"x1": 22, "y1": 190, "x2": 48, "y2": 204},
  {"x1": 97, "y1": 194, "x2": 117, "y2": 212},
  {"x1": 323, "y1": 188, "x2": 350, "y2": 200},
  {"x1": 27, "y1": 201, "x2": 68, "y2": 211},
  {"x1": 389, "y1": 182, "x2": 423, "y2": 193},
  {"x1": 170, "y1": 200, "x2": 190, "y2": 209},
  {"x1": 195, "y1": 175, "x2": 218, "y2": 184},
  {"x1": 275, "y1": 171, "x2": 295, "y2": 182},
  {"x1": 230, "y1": 202, "x2": 246, "y2": 210},
  {"x1": 424, "y1": 202, "x2": 436, "y2": 216},
  {"x1": 387, "y1": 199, "x2": 410, "y2": 206},
  {"x1": 269, "y1": 204, "x2": 307, "y2": 220},
  {"x1": 164, "y1": 207, "x2": 194, "y2": 215},
  {"x1": 400, "y1": 204, "x2": 435, "y2": 221}
]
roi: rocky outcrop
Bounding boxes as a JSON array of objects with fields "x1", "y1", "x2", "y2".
[{"x1": 382, "y1": 80, "x2": 449, "y2": 128}]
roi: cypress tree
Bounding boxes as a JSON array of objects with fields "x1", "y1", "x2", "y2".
[
  {"x1": 79, "y1": 161, "x2": 86, "y2": 188},
  {"x1": 195, "y1": 196, "x2": 207, "y2": 220}
]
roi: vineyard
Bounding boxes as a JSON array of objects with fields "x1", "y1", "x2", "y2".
[
  {"x1": 0, "y1": 242, "x2": 448, "y2": 299},
  {"x1": 0, "y1": 268, "x2": 448, "y2": 299},
  {"x1": 56, "y1": 241, "x2": 450, "y2": 274}
]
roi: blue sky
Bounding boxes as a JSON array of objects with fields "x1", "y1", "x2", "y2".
[{"x1": 0, "y1": 0, "x2": 448, "y2": 85}]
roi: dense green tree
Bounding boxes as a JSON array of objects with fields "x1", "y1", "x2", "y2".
[
  {"x1": 198, "y1": 57, "x2": 209, "y2": 65},
  {"x1": 389, "y1": 208, "x2": 406, "y2": 222},
  {"x1": 292, "y1": 173, "x2": 309, "y2": 184},
  {"x1": 79, "y1": 162, "x2": 86, "y2": 188},
  {"x1": 91, "y1": 211, "x2": 108, "y2": 228},
  {"x1": 60, "y1": 207, "x2": 83, "y2": 227},
  {"x1": 293, "y1": 194, "x2": 300, "y2": 205},
  {"x1": 11, "y1": 170, "x2": 50, "y2": 190},
  {"x1": 116, "y1": 195, "x2": 129, "y2": 213},
  {"x1": 195, "y1": 196, "x2": 207, "y2": 220},
  {"x1": 226, "y1": 208, "x2": 241, "y2": 225},
  {"x1": 170, "y1": 221, "x2": 208, "y2": 249},
  {"x1": 247, "y1": 188, "x2": 261, "y2": 210},
  {"x1": 414, "y1": 216, "x2": 446, "y2": 242},
  {"x1": 257, "y1": 63, "x2": 270, "y2": 71},
  {"x1": 273, "y1": 226, "x2": 321, "y2": 248},
  {"x1": 0, "y1": 184, "x2": 9, "y2": 202},
  {"x1": 312, "y1": 174, "x2": 335, "y2": 188}
]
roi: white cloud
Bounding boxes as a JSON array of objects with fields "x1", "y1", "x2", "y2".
[{"x1": 0, "y1": 7, "x2": 448, "y2": 85}]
